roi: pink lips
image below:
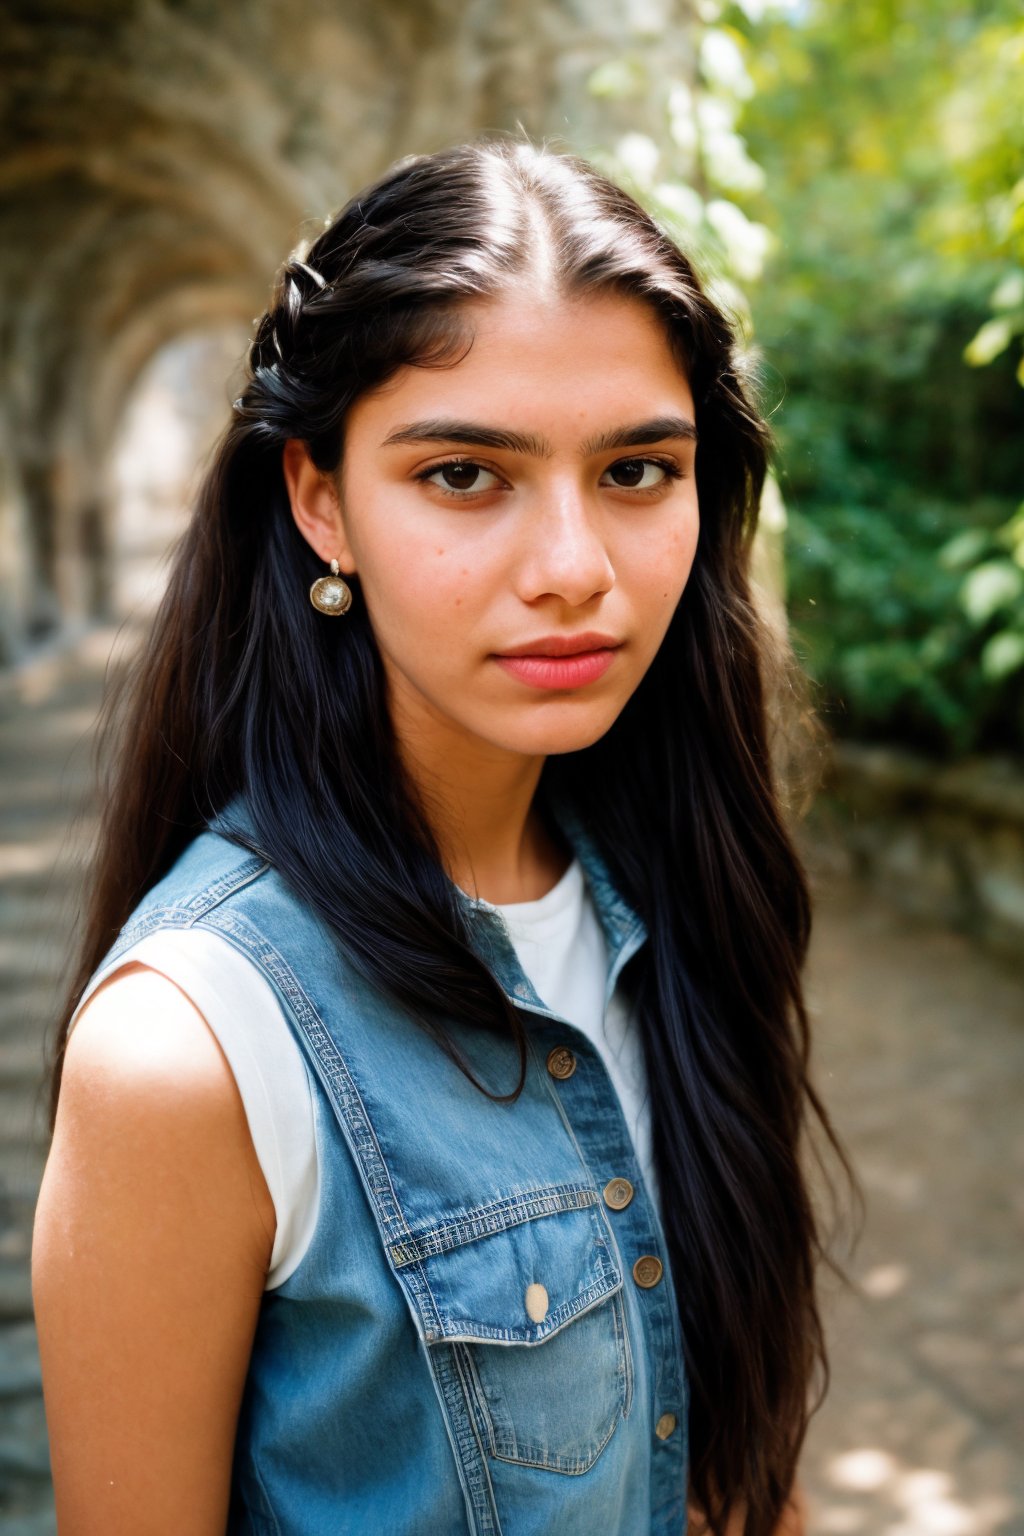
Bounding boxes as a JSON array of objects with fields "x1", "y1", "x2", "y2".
[{"x1": 492, "y1": 646, "x2": 621, "y2": 691}]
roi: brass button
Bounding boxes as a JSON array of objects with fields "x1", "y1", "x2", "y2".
[
  {"x1": 546, "y1": 1046, "x2": 577, "y2": 1080},
  {"x1": 603, "y1": 1177, "x2": 635, "y2": 1210},
  {"x1": 524, "y1": 1283, "x2": 549, "y2": 1322},
  {"x1": 655, "y1": 1411, "x2": 677, "y2": 1440},
  {"x1": 632, "y1": 1254, "x2": 664, "y2": 1289}
]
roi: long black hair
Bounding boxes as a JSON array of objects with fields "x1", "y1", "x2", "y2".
[{"x1": 51, "y1": 138, "x2": 855, "y2": 1535}]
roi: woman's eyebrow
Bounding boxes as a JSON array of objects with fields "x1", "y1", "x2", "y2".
[
  {"x1": 582, "y1": 416, "x2": 699, "y2": 454},
  {"x1": 381, "y1": 414, "x2": 698, "y2": 455}
]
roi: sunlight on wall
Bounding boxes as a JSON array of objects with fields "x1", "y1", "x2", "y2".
[{"x1": 110, "y1": 326, "x2": 248, "y2": 619}]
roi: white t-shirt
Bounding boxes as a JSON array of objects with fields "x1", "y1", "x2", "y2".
[{"x1": 71, "y1": 855, "x2": 656, "y2": 1290}]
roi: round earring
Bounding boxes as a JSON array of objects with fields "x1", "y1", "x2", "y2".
[{"x1": 309, "y1": 558, "x2": 353, "y2": 616}]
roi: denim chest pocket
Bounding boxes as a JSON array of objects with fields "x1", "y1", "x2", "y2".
[{"x1": 388, "y1": 1184, "x2": 634, "y2": 1475}]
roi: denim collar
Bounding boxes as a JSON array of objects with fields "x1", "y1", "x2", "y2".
[{"x1": 455, "y1": 788, "x2": 649, "y2": 1018}]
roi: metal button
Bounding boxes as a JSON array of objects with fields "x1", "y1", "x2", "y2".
[
  {"x1": 524, "y1": 1282, "x2": 549, "y2": 1322},
  {"x1": 546, "y1": 1046, "x2": 577, "y2": 1080},
  {"x1": 655, "y1": 1411, "x2": 677, "y2": 1440},
  {"x1": 632, "y1": 1254, "x2": 664, "y2": 1288},
  {"x1": 603, "y1": 1177, "x2": 635, "y2": 1210}
]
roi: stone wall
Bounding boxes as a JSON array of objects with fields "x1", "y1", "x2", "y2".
[{"x1": 803, "y1": 741, "x2": 1024, "y2": 964}]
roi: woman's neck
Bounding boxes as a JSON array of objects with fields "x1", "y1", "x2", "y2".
[
  {"x1": 394, "y1": 727, "x2": 571, "y2": 904},
  {"x1": 433, "y1": 786, "x2": 572, "y2": 906},
  {"x1": 455, "y1": 811, "x2": 572, "y2": 905}
]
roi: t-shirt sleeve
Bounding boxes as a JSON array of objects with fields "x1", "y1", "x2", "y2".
[{"x1": 69, "y1": 926, "x2": 320, "y2": 1289}]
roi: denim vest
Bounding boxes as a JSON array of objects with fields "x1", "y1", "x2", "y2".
[{"x1": 97, "y1": 794, "x2": 689, "y2": 1534}]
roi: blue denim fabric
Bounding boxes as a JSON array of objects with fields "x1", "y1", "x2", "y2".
[{"x1": 96, "y1": 794, "x2": 689, "y2": 1534}]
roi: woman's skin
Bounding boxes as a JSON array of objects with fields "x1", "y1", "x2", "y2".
[
  {"x1": 33, "y1": 965, "x2": 273, "y2": 1533},
  {"x1": 32, "y1": 286, "x2": 804, "y2": 1532},
  {"x1": 285, "y1": 285, "x2": 700, "y2": 902}
]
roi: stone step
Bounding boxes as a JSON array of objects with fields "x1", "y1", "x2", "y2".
[
  {"x1": 0, "y1": 1252, "x2": 34, "y2": 1321},
  {"x1": 0, "y1": 1390, "x2": 52, "y2": 1480},
  {"x1": 0, "y1": 1505, "x2": 56, "y2": 1536},
  {"x1": 0, "y1": 1321, "x2": 44, "y2": 1400},
  {"x1": 0, "y1": 1037, "x2": 52, "y2": 1090}
]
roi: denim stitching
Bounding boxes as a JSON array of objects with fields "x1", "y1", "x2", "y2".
[
  {"x1": 473, "y1": 1289, "x2": 627, "y2": 1474},
  {"x1": 399, "y1": 1255, "x2": 446, "y2": 1344},
  {"x1": 434, "y1": 1344, "x2": 503, "y2": 1534},
  {"x1": 98, "y1": 851, "x2": 269, "y2": 969},
  {"x1": 196, "y1": 906, "x2": 417, "y2": 1253},
  {"x1": 452, "y1": 1343, "x2": 505, "y2": 1525},
  {"x1": 388, "y1": 1184, "x2": 599, "y2": 1266},
  {"x1": 429, "y1": 1269, "x2": 622, "y2": 1346},
  {"x1": 614, "y1": 1283, "x2": 635, "y2": 1419},
  {"x1": 490, "y1": 1406, "x2": 620, "y2": 1477}
]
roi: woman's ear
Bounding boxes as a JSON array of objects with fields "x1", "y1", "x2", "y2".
[{"x1": 281, "y1": 440, "x2": 356, "y2": 575}]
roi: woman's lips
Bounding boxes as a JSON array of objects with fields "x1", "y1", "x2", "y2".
[{"x1": 492, "y1": 647, "x2": 620, "y2": 690}]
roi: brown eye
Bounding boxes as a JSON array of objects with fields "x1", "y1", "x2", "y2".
[
  {"x1": 602, "y1": 458, "x2": 676, "y2": 491},
  {"x1": 610, "y1": 459, "x2": 646, "y2": 487},
  {"x1": 440, "y1": 462, "x2": 482, "y2": 491},
  {"x1": 419, "y1": 461, "x2": 504, "y2": 497}
]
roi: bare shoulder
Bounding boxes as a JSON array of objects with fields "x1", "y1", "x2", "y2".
[
  {"x1": 64, "y1": 960, "x2": 243, "y2": 1098},
  {"x1": 52, "y1": 959, "x2": 276, "y2": 1266},
  {"x1": 33, "y1": 962, "x2": 275, "y2": 1533}
]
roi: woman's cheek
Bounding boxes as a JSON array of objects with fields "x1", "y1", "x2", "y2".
[
  {"x1": 377, "y1": 561, "x2": 479, "y2": 660},
  {"x1": 665, "y1": 514, "x2": 700, "y2": 598},
  {"x1": 365, "y1": 538, "x2": 449, "y2": 617},
  {"x1": 634, "y1": 535, "x2": 696, "y2": 611}
]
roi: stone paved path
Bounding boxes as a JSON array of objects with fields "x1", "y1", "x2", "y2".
[
  {"x1": 1, "y1": 636, "x2": 1022, "y2": 1534},
  {"x1": 798, "y1": 859, "x2": 1024, "y2": 1534}
]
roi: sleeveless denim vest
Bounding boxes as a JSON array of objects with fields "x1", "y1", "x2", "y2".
[{"x1": 97, "y1": 794, "x2": 689, "y2": 1534}]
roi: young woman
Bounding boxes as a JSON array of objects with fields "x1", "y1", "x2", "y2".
[{"x1": 33, "y1": 139, "x2": 848, "y2": 1535}]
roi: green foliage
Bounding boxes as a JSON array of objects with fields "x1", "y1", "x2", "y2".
[
  {"x1": 943, "y1": 504, "x2": 1024, "y2": 683},
  {"x1": 787, "y1": 494, "x2": 1024, "y2": 754},
  {"x1": 586, "y1": 0, "x2": 1024, "y2": 757},
  {"x1": 953, "y1": 19, "x2": 1024, "y2": 383},
  {"x1": 727, "y1": 0, "x2": 1024, "y2": 757},
  {"x1": 585, "y1": 7, "x2": 774, "y2": 335}
]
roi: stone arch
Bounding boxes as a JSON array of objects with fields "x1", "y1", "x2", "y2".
[{"x1": 0, "y1": 0, "x2": 691, "y2": 660}]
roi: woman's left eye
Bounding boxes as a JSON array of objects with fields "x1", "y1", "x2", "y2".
[
  {"x1": 601, "y1": 458, "x2": 681, "y2": 491},
  {"x1": 418, "y1": 461, "x2": 504, "y2": 496}
]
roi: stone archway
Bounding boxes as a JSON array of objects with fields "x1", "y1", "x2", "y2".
[{"x1": 0, "y1": 0, "x2": 693, "y2": 662}]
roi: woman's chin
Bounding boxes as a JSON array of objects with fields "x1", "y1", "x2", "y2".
[{"x1": 489, "y1": 711, "x2": 623, "y2": 759}]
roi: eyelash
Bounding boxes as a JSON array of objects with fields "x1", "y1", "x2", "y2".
[{"x1": 413, "y1": 455, "x2": 686, "y2": 499}]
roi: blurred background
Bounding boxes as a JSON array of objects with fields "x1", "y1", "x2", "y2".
[{"x1": 1, "y1": 1, "x2": 1021, "y2": 1531}]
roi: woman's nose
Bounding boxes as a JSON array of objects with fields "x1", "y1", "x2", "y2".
[{"x1": 515, "y1": 484, "x2": 615, "y2": 605}]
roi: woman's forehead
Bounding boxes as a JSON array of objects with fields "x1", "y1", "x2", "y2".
[{"x1": 347, "y1": 289, "x2": 694, "y2": 444}]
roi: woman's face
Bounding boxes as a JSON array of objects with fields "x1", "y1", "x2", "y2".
[{"x1": 286, "y1": 287, "x2": 700, "y2": 766}]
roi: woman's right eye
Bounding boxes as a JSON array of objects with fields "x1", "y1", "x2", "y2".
[{"x1": 417, "y1": 460, "x2": 505, "y2": 497}]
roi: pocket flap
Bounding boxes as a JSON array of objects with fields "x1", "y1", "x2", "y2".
[{"x1": 387, "y1": 1183, "x2": 623, "y2": 1345}]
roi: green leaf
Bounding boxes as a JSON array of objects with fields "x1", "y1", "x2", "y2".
[
  {"x1": 961, "y1": 560, "x2": 1024, "y2": 625},
  {"x1": 964, "y1": 315, "x2": 1015, "y2": 367},
  {"x1": 981, "y1": 630, "x2": 1024, "y2": 680},
  {"x1": 939, "y1": 528, "x2": 989, "y2": 570},
  {"x1": 992, "y1": 270, "x2": 1024, "y2": 310},
  {"x1": 1002, "y1": 506, "x2": 1024, "y2": 564}
]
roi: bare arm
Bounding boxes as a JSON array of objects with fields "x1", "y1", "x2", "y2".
[{"x1": 32, "y1": 963, "x2": 276, "y2": 1534}]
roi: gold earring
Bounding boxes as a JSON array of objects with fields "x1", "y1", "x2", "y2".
[{"x1": 310, "y1": 558, "x2": 353, "y2": 616}]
